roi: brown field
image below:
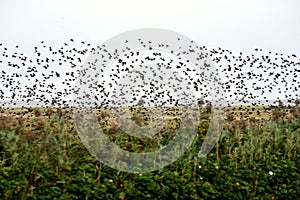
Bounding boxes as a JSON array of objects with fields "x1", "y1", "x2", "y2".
[{"x1": 0, "y1": 105, "x2": 297, "y2": 133}]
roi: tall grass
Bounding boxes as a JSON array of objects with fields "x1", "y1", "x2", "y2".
[{"x1": 0, "y1": 106, "x2": 299, "y2": 199}]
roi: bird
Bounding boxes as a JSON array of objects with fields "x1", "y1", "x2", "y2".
[{"x1": 0, "y1": 35, "x2": 299, "y2": 135}]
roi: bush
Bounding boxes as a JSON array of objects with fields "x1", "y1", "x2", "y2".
[{"x1": 0, "y1": 107, "x2": 299, "y2": 199}]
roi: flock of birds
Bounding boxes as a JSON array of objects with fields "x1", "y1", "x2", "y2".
[{"x1": 0, "y1": 38, "x2": 299, "y2": 119}]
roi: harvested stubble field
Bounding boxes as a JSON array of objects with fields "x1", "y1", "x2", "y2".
[{"x1": 0, "y1": 105, "x2": 300, "y2": 199}]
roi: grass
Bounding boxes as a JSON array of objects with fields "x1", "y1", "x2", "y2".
[{"x1": 0, "y1": 105, "x2": 299, "y2": 199}]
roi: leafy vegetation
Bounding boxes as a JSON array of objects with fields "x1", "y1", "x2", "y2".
[{"x1": 0, "y1": 105, "x2": 299, "y2": 199}]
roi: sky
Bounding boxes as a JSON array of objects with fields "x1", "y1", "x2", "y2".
[
  {"x1": 0, "y1": 0, "x2": 299, "y2": 105},
  {"x1": 1, "y1": 0, "x2": 299, "y2": 54}
]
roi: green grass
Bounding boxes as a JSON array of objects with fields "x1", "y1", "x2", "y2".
[{"x1": 0, "y1": 106, "x2": 299, "y2": 199}]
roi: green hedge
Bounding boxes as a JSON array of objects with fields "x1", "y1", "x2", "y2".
[{"x1": 0, "y1": 114, "x2": 299, "y2": 199}]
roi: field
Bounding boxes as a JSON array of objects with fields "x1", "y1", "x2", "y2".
[{"x1": 0, "y1": 105, "x2": 300, "y2": 199}]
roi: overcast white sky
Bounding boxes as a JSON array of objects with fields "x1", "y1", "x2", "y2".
[
  {"x1": 1, "y1": 0, "x2": 299, "y2": 54},
  {"x1": 0, "y1": 0, "x2": 299, "y2": 105}
]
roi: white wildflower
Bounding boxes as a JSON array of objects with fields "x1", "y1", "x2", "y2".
[{"x1": 269, "y1": 171, "x2": 274, "y2": 176}]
